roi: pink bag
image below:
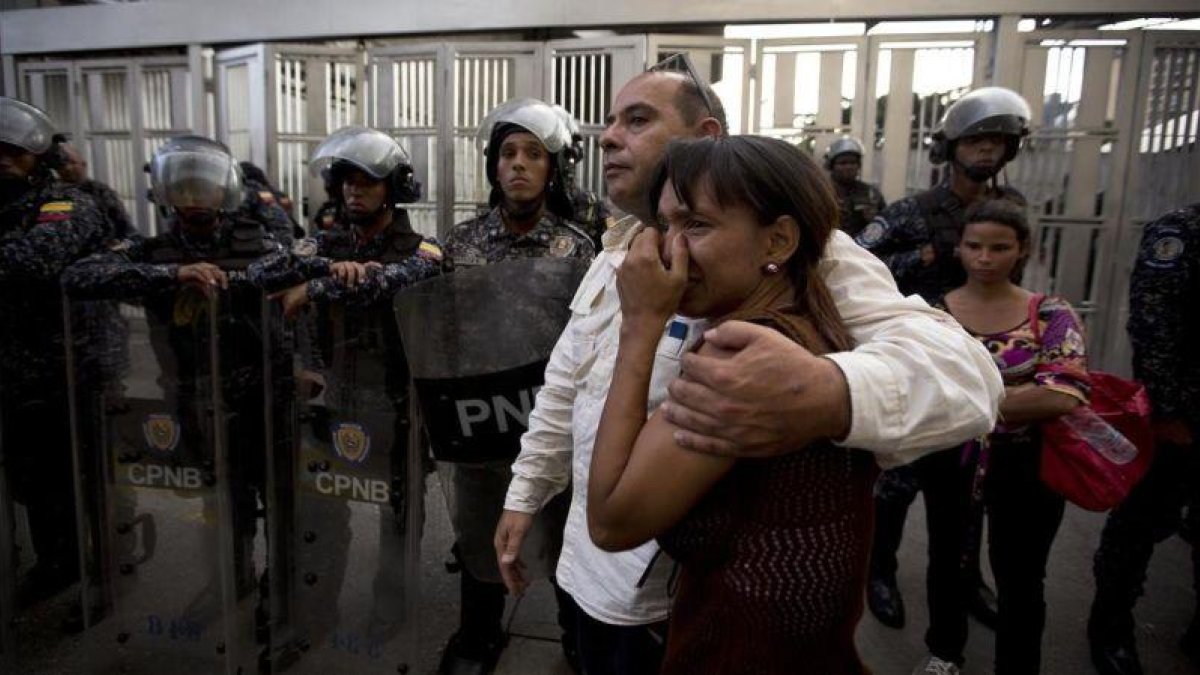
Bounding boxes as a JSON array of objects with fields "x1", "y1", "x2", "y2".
[{"x1": 1029, "y1": 294, "x2": 1155, "y2": 511}]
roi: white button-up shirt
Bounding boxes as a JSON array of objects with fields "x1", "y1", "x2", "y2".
[{"x1": 504, "y1": 217, "x2": 1002, "y2": 626}]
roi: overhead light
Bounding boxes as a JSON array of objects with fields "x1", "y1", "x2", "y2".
[
  {"x1": 1099, "y1": 17, "x2": 1176, "y2": 31},
  {"x1": 572, "y1": 30, "x2": 617, "y2": 39}
]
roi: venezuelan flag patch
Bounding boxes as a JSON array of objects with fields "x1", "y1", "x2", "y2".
[
  {"x1": 418, "y1": 241, "x2": 443, "y2": 261},
  {"x1": 38, "y1": 201, "x2": 74, "y2": 223}
]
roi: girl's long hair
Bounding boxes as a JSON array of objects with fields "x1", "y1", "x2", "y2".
[{"x1": 649, "y1": 135, "x2": 853, "y2": 352}]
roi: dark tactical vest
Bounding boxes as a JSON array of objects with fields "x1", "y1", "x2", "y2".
[{"x1": 907, "y1": 184, "x2": 1024, "y2": 302}]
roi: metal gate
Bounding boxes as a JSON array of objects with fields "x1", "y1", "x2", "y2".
[
  {"x1": 216, "y1": 44, "x2": 363, "y2": 227},
  {"x1": 754, "y1": 31, "x2": 990, "y2": 202},
  {"x1": 18, "y1": 56, "x2": 196, "y2": 235},
  {"x1": 366, "y1": 43, "x2": 543, "y2": 237},
  {"x1": 1101, "y1": 30, "x2": 1200, "y2": 371},
  {"x1": 1004, "y1": 30, "x2": 1143, "y2": 368}
]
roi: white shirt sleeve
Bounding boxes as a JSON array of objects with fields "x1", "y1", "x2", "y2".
[
  {"x1": 504, "y1": 312, "x2": 579, "y2": 514},
  {"x1": 819, "y1": 231, "x2": 1003, "y2": 466}
]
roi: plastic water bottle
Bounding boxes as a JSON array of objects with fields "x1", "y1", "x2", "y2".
[{"x1": 1059, "y1": 407, "x2": 1138, "y2": 465}]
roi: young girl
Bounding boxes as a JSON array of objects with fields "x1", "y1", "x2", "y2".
[
  {"x1": 941, "y1": 199, "x2": 1089, "y2": 674},
  {"x1": 586, "y1": 135, "x2": 877, "y2": 674}
]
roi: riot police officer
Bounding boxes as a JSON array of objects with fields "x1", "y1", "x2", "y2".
[
  {"x1": 0, "y1": 97, "x2": 119, "y2": 626},
  {"x1": 823, "y1": 136, "x2": 885, "y2": 238},
  {"x1": 855, "y1": 87, "x2": 1031, "y2": 670},
  {"x1": 241, "y1": 160, "x2": 304, "y2": 240},
  {"x1": 62, "y1": 136, "x2": 285, "y2": 671},
  {"x1": 1089, "y1": 202, "x2": 1200, "y2": 675},
  {"x1": 446, "y1": 99, "x2": 595, "y2": 269},
  {"x1": 439, "y1": 98, "x2": 594, "y2": 675},
  {"x1": 52, "y1": 133, "x2": 135, "y2": 239},
  {"x1": 257, "y1": 126, "x2": 441, "y2": 673}
]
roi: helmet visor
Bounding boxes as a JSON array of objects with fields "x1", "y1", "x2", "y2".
[
  {"x1": 151, "y1": 150, "x2": 241, "y2": 211},
  {"x1": 0, "y1": 97, "x2": 55, "y2": 154},
  {"x1": 310, "y1": 126, "x2": 410, "y2": 179},
  {"x1": 477, "y1": 98, "x2": 570, "y2": 154}
]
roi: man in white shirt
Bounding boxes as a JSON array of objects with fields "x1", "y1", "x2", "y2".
[{"x1": 494, "y1": 66, "x2": 1004, "y2": 675}]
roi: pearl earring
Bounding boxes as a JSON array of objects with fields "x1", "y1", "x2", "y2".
[{"x1": 764, "y1": 262, "x2": 780, "y2": 274}]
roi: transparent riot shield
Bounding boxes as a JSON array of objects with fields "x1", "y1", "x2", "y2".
[
  {"x1": 0, "y1": 293, "x2": 93, "y2": 672},
  {"x1": 394, "y1": 257, "x2": 587, "y2": 583},
  {"x1": 268, "y1": 297, "x2": 422, "y2": 674},
  {"x1": 65, "y1": 288, "x2": 263, "y2": 674}
]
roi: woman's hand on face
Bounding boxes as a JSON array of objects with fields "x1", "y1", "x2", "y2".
[{"x1": 616, "y1": 227, "x2": 689, "y2": 329}]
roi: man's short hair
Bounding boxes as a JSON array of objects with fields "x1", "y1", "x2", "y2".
[{"x1": 675, "y1": 76, "x2": 729, "y2": 136}]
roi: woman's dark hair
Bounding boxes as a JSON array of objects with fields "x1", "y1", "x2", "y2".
[
  {"x1": 962, "y1": 198, "x2": 1031, "y2": 282},
  {"x1": 648, "y1": 135, "x2": 852, "y2": 352},
  {"x1": 962, "y1": 198, "x2": 1030, "y2": 243}
]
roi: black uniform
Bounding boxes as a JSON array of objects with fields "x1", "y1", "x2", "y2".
[
  {"x1": 1090, "y1": 203, "x2": 1200, "y2": 657},
  {"x1": 857, "y1": 182, "x2": 1025, "y2": 636},
  {"x1": 241, "y1": 179, "x2": 300, "y2": 244},
  {"x1": 833, "y1": 179, "x2": 886, "y2": 239},
  {"x1": 857, "y1": 183, "x2": 1026, "y2": 302},
  {"x1": 0, "y1": 180, "x2": 125, "y2": 590}
]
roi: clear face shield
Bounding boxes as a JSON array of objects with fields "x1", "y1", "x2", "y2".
[
  {"x1": 309, "y1": 126, "x2": 409, "y2": 180},
  {"x1": 477, "y1": 99, "x2": 571, "y2": 155},
  {"x1": 0, "y1": 97, "x2": 55, "y2": 155},
  {"x1": 150, "y1": 143, "x2": 242, "y2": 213}
]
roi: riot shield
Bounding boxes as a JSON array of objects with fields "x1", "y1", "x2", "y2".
[
  {"x1": 0, "y1": 293, "x2": 96, "y2": 672},
  {"x1": 64, "y1": 288, "x2": 264, "y2": 674},
  {"x1": 394, "y1": 257, "x2": 587, "y2": 583},
  {"x1": 268, "y1": 297, "x2": 422, "y2": 674}
]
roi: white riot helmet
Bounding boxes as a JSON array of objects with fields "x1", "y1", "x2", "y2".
[
  {"x1": 310, "y1": 126, "x2": 420, "y2": 204},
  {"x1": 477, "y1": 98, "x2": 575, "y2": 217},
  {"x1": 0, "y1": 97, "x2": 55, "y2": 155},
  {"x1": 149, "y1": 136, "x2": 243, "y2": 213}
]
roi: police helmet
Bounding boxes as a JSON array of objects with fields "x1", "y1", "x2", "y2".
[
  {"x1": 823, "y1": 136, "x2": 866, "y2": 169},
  {"x1": 149, "y1": 135, "x2": 243, "y2": 212},
  {"x1": 550, "y1": 103, "x2": 585, "y2": 164},
  {"x1": 310, "y1": 126, "x2": 420, "y2": 204},
  {"x1": 929, "y1": 87, "x2": 1031, "y2": 165},
  {"x1": 477, "y1": 98, "x2": 575, "y2": 218},
  {"x1": 0, "y1": 97, "x2": 55, "y2": 156}
]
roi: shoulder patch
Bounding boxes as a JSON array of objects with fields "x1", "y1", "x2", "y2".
[
  {"x1": 418, "y1": 240, "x2": 443, "y2": 262},
  {"x1": 1152, "y1": 235, "x2": 1185, "y2": 263},
  {"x1": 291, "y1": 238, "x2": 318, "y2": 257},
  {"x1": 858, "y1": 220, "x2": 885, "y2": 246},
  {"x1": 549, "y1": 235, "x2": 577, "y2": 258}
]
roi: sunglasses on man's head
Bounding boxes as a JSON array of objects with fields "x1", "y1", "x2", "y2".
[{"x1": 647, "y1": 52, "x2": 717, "y2": 120}]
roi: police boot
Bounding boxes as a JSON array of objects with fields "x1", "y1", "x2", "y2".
[
  {"x1": 1088, "y1": 604, "x2": 1143, "y2": 675},
  {"x1": 438, "y1": 569, "x2": 508, "y2": 675},
  {"x1": 867, "y1": 572, "x2": 905, "y2": 629}
]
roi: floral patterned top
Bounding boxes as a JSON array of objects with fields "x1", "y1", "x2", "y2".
[{"x1": 938, "y1": 293, "x2": 1090, "y2": 438}]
